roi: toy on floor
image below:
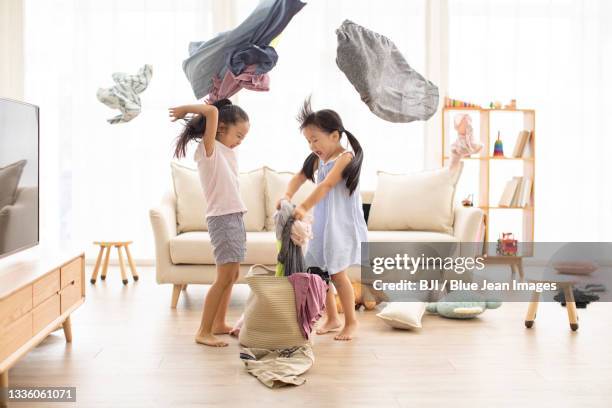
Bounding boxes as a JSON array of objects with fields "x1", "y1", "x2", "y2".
[
  {"x1": 96, "y1": 64, "x2": 152, "y2": 124},
  {"x1": 335, "y1": 20, "x2": 439, "y2": 123},
  {"x1": 426, "y1": 291, "x2": 502, "y2": 319},
  {"x1": 335, "y1": 282, "x2": 386, "y2": 312}
]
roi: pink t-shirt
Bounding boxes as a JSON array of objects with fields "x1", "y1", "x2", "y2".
[{"x1": 194, "y1": 140, "x2": 247, "y2": 217}]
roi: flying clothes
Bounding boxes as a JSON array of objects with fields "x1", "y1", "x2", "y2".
[
  {"x1": 336, "y1": 20, "x2": 439, "y2": 123},
  {"x1": 182, "y1": 0, "x2": 306, "y2": 100},
  {"x1": 96, "y1": 64, "x2": 153, "y2": 124}
]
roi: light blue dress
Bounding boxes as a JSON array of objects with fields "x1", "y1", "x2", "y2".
[{"x1": 305, "y1": 152, "x2": 369, "y2": 275}]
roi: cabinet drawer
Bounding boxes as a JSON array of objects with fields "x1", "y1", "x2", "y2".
[
  {"x1": 33, "y1": 269, "x2": 60, "y2": 307},
  {"x1": 60, "y1": 275, "x2": 82, "y2": 314},
  {"x1": 0, "y1": 312, "x2": 33, "y2": 362},
  {"x1": 0, "y1": 285, "x2": 32, "y2": 329},
  {"x1": 33, "y1": 294, "x2": 60, "y2": 334},
  {"x1": 61, "y1": 258, "x2": 82, "y2": 289}
]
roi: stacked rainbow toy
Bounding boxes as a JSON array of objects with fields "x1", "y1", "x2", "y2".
[{"x1": 493, "y1": 131, "x2": 504, "y2": 157}]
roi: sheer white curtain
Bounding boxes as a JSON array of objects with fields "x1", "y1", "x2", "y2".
[
  {"x1": 24, "y1": 0, "x2": 427, "y2": 261},
  {"x1": 448, "y1": 0, "x2": 612, "y2": 241},
  {"x1": 24, "y1": 0, "x2": 215, "y2": 261},
  {"x1": 234, "y1": 0, "x2": 427, "y2": 187}
]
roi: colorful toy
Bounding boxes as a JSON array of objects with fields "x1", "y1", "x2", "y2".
[
  {"x1": 445, "y1": 96, "x2": 480, "y2": 108},
  {"x1": 426, "y1": 291, "x2": 502, "y2": 319},
  {"x1": 489, "y1": 101, "x2": 502, "y2": 109},
  {"x1": 493, "y1": 131, "x2": 504, "y2": 157},
  {"x1": 336, "y1": 282, "x2": 386, "y2": 312},
  {"x1": 496, "y1": 233, "x2": 518, "y2": 256},
  {"x1": 504, "y1": 99, "x2": 517, "y2": 109},
  {"x1": 461, "y1": 194, "x2": 474, "y2": 207}
]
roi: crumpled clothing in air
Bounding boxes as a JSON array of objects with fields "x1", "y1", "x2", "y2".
[
  {"x1": 96, "y1": 64, "x2": 152, "y2": 124},
  {"x1": 336, "y1": 20, "x2": 439, "y2": 123},
  {"x1": 183, "y1": 0, "x2": 305, "y2": 100}
]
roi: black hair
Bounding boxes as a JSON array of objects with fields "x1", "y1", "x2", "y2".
[
  {"x1": 296, "y1": 96, "x2": 363, "y2": 195},
  {"x1": 173, "y1": 98, "x2": 249, "y2": 158}
]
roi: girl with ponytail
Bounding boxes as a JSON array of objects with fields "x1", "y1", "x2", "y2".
[
  {"x1": 279, "y1": 97, "x2": 367, "y2": 341},
  {"x1": 169, "y1": 99, "x2": 249, "y2": 347}
]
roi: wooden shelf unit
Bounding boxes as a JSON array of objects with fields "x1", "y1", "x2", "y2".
[{"x1": 442, "y1": 107, "x2": 535, "y2": 257}]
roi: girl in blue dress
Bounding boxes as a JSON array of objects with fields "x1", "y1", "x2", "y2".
[{"x1": 281, "y1": 97, "x2": 367, "y2": 341}]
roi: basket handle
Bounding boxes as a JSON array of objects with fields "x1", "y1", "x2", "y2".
[{"x1": 247, "y1": 264, "x2": 276, "y2": 275}]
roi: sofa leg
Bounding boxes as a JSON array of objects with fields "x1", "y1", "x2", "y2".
[{"x1": 171, "y1": 284, "x2": 182, "y2": 309}]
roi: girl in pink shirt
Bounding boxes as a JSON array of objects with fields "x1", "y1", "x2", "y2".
[{"x1": 170, "y1": 99, "x2": 250, "y2": 347}]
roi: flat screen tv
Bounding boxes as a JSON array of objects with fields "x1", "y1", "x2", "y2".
[{"x1": 0, "y1": 98, "x2": 39, "y2": 259}]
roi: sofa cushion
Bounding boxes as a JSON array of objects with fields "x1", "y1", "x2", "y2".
[
  {"x1": 170, "y1": 230, "x2": 457, "y2": 266},
  {"x1": 367, "y1": 230, "x2": 458, "y2": 242},
  {"x1": 170, "y1": 231, "x2": 277, "y2": 265},
  {"x1": 368, "y1": 164, "x2": 463, "y2": 234},
  {"x1": 171, "y1": 162, "x2": 266, "y2": 233},
  {"x1": 263, "y1": 167, "x2": 316, "y2": 231}
]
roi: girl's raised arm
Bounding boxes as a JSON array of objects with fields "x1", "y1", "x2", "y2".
[{"x1": 169, "y1": 104, "x2": 219, "y2": 157}]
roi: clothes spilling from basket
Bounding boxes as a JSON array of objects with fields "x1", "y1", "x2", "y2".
[{"x1": 236, "y1": 202, "x2": 328, "y2": 388}]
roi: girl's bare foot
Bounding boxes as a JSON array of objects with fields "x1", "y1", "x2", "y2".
[
  {"x1": 334, "y1": 321, "x2": 358, "y2": 341},
  {"x1": 212, "y1": 323, "x2": 233, "y2": 335},
  {"x1": 316, "y1": 318, "x2": 342, "y2": 334},
  {"x1": 195, "y1": 333, "x2": 228, "y2": 347}
]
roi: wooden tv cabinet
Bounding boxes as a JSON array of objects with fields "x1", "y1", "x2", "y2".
[{"x1": 0, "y1": 252, "x2": 85, "y2": 407}]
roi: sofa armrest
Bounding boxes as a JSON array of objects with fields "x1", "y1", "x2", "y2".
[
  {"x1": 453, "y1": 206, "x2": 484, "y2": 243},
  {"x1": 0, "y1": 187, "x2": 37, "y2": 253},
  {"x1": 149, "y1": 191, "x2": 177, "y2": 283}
]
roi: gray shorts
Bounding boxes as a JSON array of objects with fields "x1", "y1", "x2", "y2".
[{"x1": 207, "y1": 212, "x2": 246, "y2": 265}]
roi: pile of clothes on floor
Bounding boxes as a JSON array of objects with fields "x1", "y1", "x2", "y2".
[
  {"x1": 554, "y1": 284, "x2": 605, "y2": 308},
  {"x1": 237, "y1": 199, "x2": 328, "y2": 388}
]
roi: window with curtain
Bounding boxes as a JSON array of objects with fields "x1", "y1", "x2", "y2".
[
  {"x1": 24, "y1": 0, "x2": 216, "y2": 260},
  {"x1": 448, "y1": 0, "x2": 612, "y2": 242},
  {"x1": 23, "y1": 0, "x2": 427, "y2": 261},
  {"x1": 233, "y1": 0, "x2": 427, "y2": 186}
]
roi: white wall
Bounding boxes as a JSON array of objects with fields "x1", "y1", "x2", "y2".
[{"x1": 0, "y1": 0, "x2": 24, "y2": 100}]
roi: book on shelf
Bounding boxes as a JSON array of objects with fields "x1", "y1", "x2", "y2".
[
  {"x1": 499, "y1": 177, "x2": 521, "y2": 207},
  {"x1": 512, "y1": 130, "x2": 532, "y2": 158},
  {"x1": 518, "y1": 177, "x2": 532, "y2": 207},
  {"x1": 499, "y1": 176, "x2": 532, "y2": 207}
]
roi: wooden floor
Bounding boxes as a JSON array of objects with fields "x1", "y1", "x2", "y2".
[{"x1": 7, "y1": 266, "x2": 612, "y2": 407}]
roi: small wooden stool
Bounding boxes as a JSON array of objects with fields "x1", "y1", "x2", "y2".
[
  {"x1": 90, "y1": 241, "x2": 139, "y2": 285},
  {"x1": 524, "y1": 280, "x2": 579, "y2": 331}
]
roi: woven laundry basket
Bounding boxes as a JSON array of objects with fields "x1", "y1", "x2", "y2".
[{"x1": 239, "y1": 264, "x2": 311, "y2": 349}]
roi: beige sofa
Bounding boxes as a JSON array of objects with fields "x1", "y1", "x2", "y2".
[{"x1": 150, "y1": 162, "x2": 484, "y2": 308}]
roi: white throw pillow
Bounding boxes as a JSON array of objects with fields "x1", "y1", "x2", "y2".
[
  {"x1": 170, "y1": 162, "x2": 266, "y2": 233},
  {"x1": 376, "y1": 302, "x2": 426, "y2": 329},
  {"x1": 368, "y1": 164, "x2": 463, "y2": 234},
  {"x1": 263, "y1": 167, "x2": 316, "y2": 231}
]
